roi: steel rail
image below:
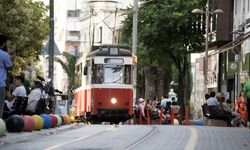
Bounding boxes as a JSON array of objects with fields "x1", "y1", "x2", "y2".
[
  {"x1": 124, "y1": 126, "x2": 157, "y2": 150},
  {"x1": 43, "y1": 125, "x2": 119, "y2": 150}
]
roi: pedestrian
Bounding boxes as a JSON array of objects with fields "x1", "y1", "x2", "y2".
[
  {"x1": 243, "y1": 79, "x2": 250, "y2": 128},
  {"x1": 235, "y1": 91, "x2": 247, "y2": 126},
  {"x1": 139, "y1": 97, "x2": 146, "y2": 117},
  {"x1": 160, "y1": 96, "x2": 166, "y2": 108},
  {"x1": 0, "y1": 35, "x2": 13, "y2": 118}
]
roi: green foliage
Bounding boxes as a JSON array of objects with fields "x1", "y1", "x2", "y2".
[
  {"x1": 55, "y1": 52, "x2": 76, "y2": 90},
  {"x1": 121, "y1": 0, "x2": 205, "y2": 68},
  {"x1": 120, "y1": 0, "x2": 206, "y2": 119},
  {"x1": 0, "y1": 0, "x2": 49, "y2": 74}
]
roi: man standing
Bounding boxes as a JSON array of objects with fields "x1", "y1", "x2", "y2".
[
  {"x1": 0, "y1": 35, "x2": 13, "y2": 118},
  {"x1": 243, "y1": 79, "x2": 250, "y2": 128}
]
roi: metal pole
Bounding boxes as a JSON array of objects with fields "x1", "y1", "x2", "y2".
[
  {"x1": 204, "y1": 1, "x2": 209, "y2": 94},
  {"x1": 132, "y1": 0, "x2": 138, "y2": 101},
  {"x1": 49, "y1": 0, "x2": 54, "y2": 84}
]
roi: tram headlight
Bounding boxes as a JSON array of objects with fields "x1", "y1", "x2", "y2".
[{"x1": 111, "y1": 98, "x2": 117, "y2": 104}]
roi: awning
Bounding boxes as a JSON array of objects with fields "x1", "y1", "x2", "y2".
[{"x1": 209, "y1": 31, "x2": 250, "y2": 57}]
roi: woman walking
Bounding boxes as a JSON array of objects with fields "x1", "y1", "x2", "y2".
[{"x1": 235, "y1": 91, "x2": 248, "y2": 126}]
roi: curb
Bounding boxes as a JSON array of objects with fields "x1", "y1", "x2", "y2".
[{"x1": 0, "y1": 123, "x2": 85, "y2": 145}]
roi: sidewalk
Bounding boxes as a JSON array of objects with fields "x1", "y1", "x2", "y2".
[{"x1": 0, "y1": 123, "x2": 85, "y2": 145}]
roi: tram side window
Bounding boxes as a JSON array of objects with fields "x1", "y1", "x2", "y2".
[
  {"x1": 93, "y1": 64, "x2": 104, "y2": 84},
  {"x1": 124, "y1": 65, "x2": 132, "y2": 84},
  {"x1": 85, "y1": 60, "x2": 92, "y2": 84}
]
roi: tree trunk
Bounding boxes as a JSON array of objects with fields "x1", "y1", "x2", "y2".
[
  {"x1": 136, "y1": 67, "x2": 145, "y2": 98},
  {"x1": 144, "y1": 66, "x2": 157, "y2": 99},
  {"x1": 177, "y1": 55, "x2": 191, "y2": 122},
  {"x1": 158, "y1": 68, "x2": 172, "y2": 98},
  {"x1": 178, "y1": 72, "x2": 185, "y2": 122}
]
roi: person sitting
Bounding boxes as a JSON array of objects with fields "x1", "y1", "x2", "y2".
[
  {"x1": 205, "y1": 91, "x2": 232, "y2": 126},
  {"x1": 206, "y1": 91, "x2": 219, "y2": 106},
  {"x1": 26, "y1": 81, "x2": 42, "y2": 114},
  {"x1": 4, "y1": 75, "x2": 27, "y2": 113},
  {"x1": 205, "y1": 93, "x2": 210, "y2": 100},
  {"x1": 223, "y1": 99, "x2": 241, "y2": 126}
]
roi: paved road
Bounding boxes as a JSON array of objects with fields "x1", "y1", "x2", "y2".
[{"x1": 0, "y1": 125, "x2": 249, "y2": 150}]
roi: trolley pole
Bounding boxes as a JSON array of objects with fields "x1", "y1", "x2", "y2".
[
  {"x1": 49, "y1": 0, "x2": 54, "y2": 84},
  {"x1": 132, "y1": 0, "x2": 138, "y2": 103}
]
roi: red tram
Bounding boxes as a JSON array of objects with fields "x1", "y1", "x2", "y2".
[{"x1": 74, "y1": 45, "x2": 134, "y2": 123}]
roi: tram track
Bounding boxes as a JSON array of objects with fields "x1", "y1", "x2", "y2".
[
  {"x1": 43, "y1": 124, "x2": 119, "y2": 150},
  {"x1": 124, "y1": 126, "x2": 158, "y2": 150}
]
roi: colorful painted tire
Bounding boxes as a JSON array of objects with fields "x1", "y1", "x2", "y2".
[
  {"x1": 59, "y1": 115, "x2": 66, "y2": 125},
  {"x1": 173, "y1": 119, "x2": 179, "y2": 125},
  {"x1": 22, "y1": 115, "x2": 35, "y2": 132},
  {"x1": 32, "y1": 115, "x2": 44, "y2": 130},
  {"x1": 41, "y1": 114, "x2": 52, "y2": 129},
  {"x1": 54, "y1": 115, "x2": 62, "y2": 127},
  {"x1": 64, "y1": 115, "x2": 71, "y2": 124},
  {"x1": 49, "y1": 114, "x2": 58, "y2": 128},
  {"x1": 6, "y1": 115, "x2": 24, "y2": 132},
  {"x1": 195, "y1": 120, "x2": 205, "y2": 126},
  {"x1": 0, "y1": 118, "x2": 6, "y2": 136}
]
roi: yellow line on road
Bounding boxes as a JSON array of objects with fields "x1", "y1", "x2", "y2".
[{"x1": 184, "y1": 127, "x2": 198, "y2": 150}]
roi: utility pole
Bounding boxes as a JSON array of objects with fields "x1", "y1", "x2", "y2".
[
  {"x1": 204, "y1": 0, "x2": 209, "y2": 95},
  {"x1": 49, "y1": 0, "x2": 54, "y2": 84},
  {"x1": 192, "y1": 0, "x2": 223, "y2": 97},
  {"x1": 132, "y1": 0, "x2": 138, "y2": 102}
]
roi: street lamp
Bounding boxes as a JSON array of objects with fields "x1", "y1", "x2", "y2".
[{"x1": 192, "y1": 2, "x2": 223, "y2": 94}]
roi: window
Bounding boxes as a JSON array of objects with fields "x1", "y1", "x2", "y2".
[
  {"x1": 104, "y1": 65, "x2": 123, "y2": 84},
  {"x1": 93, "y1": 64, "x2": 104, "y2": 84},
  {"x1": 124, "y1": 65, "x2": 132, "y2": 84},
  {"x1": 67, "y1": 10, "x2": 80, "y2": 17},
  {"x1": 84, "y1": 60, "x2": 92, "y2": 84},
  {"x1": 109, "y1": 47, "x2": 119, "y2": 55},
  {"x1": 69, "y1": 31, "x2": 80, "y2": 36}
]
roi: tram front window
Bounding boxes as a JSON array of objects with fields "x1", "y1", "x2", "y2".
[
  {"x1": 93, "y1": 64, "x2": 104, "y2": 84},
  {"x1": 104, "y1": 65, "x2": 123, "y2": 84}
]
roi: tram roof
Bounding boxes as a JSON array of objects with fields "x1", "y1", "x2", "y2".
[{"x1": 87, "y1": 45, "x2": 132, "y2": 57}]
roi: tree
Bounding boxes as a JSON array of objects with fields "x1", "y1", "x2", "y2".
[
  {"x1": 55, "y1": 52, "x2": 76, "y2": 108},
  {"x1": 120, "y1": 0, "x2": 206, "y2": 121},
  {"x1": 0, "y1": 0, "x2": 49, "y2": 75}
]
